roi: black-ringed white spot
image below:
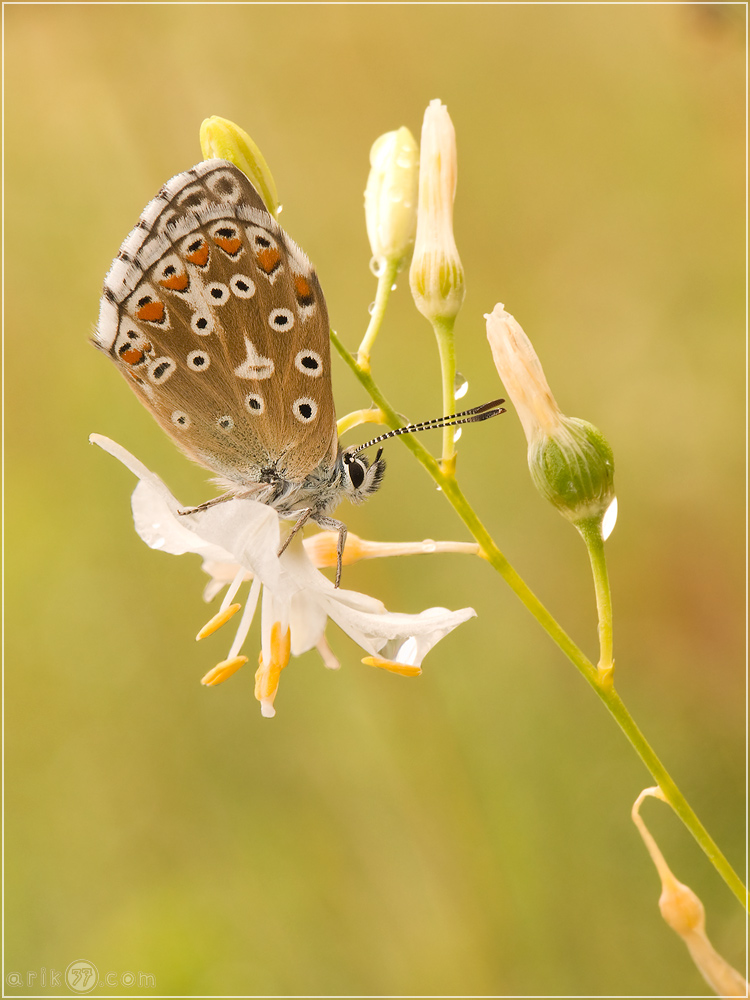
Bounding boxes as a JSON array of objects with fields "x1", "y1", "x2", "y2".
[
  {"x1": 148, "y1": 357, "x2": 175, "y2": 384},
  {"x1": 230, "y1": 274, "x2": 256, "y2": 298},
  {"x1": 187, "y1": 350, "x2": 211, "y2": 372},
  {"x1": 206, "y1": 170, "x2": 242, "y2": 202},
  {"x1": 191, "y1": 312, "x2": 213, "y2": 336},
  {"x1": 294, "y1": 349, "x2": 323, "y2": 378},
  {"x1": 206, "y1": 282, "x2": 229, "y2": 304},
  {"x1": 269, "y1": 308, "x2": 294, "y2": 332},
  {"x1": 171, "y1": 410, "x2": 191, "y2": 429},
  {"x1": 217, "y1": 415, "x2": 235, "y2": 432},
  {"x1": 245, "y1": 393, "x2": 265, "y2": 414},
  {"x1": 292, "y1": 397, "x2": 318, "y2": 423}
]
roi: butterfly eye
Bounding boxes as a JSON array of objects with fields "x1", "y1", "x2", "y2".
[
  {"x1": 294, "y1": 350, "x2": 323, "y2": 377},
  {"x1": 268, "y1": 308, "x2": 294, "y2": 332},
  {"x1": 292, "y1": 398, "x2": 317, "y2": 423},
  {"x1": 187, "y1": 350, "x2": 211, "y2": 372},
  {"x1": 347, "y1": 458, "x2": 366, "y2": 490},
  {"x1": 245, "y1": 393, "x2": 265, "y2": 414}
]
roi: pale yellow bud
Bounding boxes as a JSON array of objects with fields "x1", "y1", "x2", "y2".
[
  {"x1": 200, "y1": 116, "x2": 279, "y2": 216},
  {"x1": 364, "y1": 127, "x2": 419, "y2": 273},
  {"x1": 409, "y1": 100, "x2": 465, "y2": 323}
]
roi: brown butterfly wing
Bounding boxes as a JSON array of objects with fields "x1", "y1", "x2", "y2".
[{"x1": 96, "y1": 160, "x2": 338, "y2": 485}]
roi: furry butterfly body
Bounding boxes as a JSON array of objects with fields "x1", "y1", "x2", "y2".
[{"x1": 95, "y1": 160, "x2": 384, "y2": 580}]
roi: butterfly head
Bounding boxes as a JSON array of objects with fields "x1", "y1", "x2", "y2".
[{"x1": 340, "y1": 446, "x2": 386, "y2": 505}]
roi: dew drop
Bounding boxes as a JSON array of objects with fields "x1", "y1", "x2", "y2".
[
  {"x1": 453, "y1": 427, "x2": 463, "y2": 443},
  {"x1": 422, "y1": 538, "x2": 437, "y2": 553},
  {"x1": 391, "y1": 283, "x2": 397, "y2": 291},
  {"x1": 454, "y1": 372, "x2": 469, "y2": 399},
  {"x1": 602, "y1": 497, "x2": 619, "y2": 540},
  {"x1": 367, "y1": 301, "x2": 376, "y2": 316},
  {"x1": 369, "y1": 256, "x2": 385, "y2": 278}
]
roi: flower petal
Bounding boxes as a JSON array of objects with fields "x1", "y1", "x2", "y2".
[{"x1": 91, "y1": 434, "x2": 284, "y2": 587}]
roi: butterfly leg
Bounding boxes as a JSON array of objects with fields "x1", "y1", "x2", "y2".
[
  {"x1": 278, "y1": 508, "x2": 315, "y2": 558},
  {"x1": 178, "y1": 492, "x2": 236, "y2": 516},
  {"x1": 313, "y1": 516, "x2": 348, "y2": 589}
]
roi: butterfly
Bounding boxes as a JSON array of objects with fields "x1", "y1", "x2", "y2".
[{"x1": 95, "y1": 159, "x2": 504, "y2": 585}]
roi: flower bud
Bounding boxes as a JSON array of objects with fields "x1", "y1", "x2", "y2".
[
  {"x1": 364, "y1": 127, "x2": 419, "y2": 274},
  {"x1": 486, "y1": 304, "x2": 616, "y2": 534},
  {"x1": 200, "y1": 116, "x2": 279, "y2": 216},
  {"x1": 409, "y1": 100, "x2": 465, "y2": 323}
]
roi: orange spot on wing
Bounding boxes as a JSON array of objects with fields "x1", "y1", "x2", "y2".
[
  {"x1": 120, "y1": 347, "x2": 145, "y2": 366},
  {"x1": 294, "y1": 275, "x2": 314, "y2": 306},
  {"x1": 159, "y1": 272, "x2": 189, "y2": 292},
  {"x1": 255, "y1": 246, "x2": 282, "y2": 275},
  {"x1": 214, "y1": 234, "x2": 243, "y2": 256},
  {"x1": 185, "y1": 240, "x2": 209, "y2": 267},
  {"x1": 135, "y1": 300, "x2": 166, "y2": 323}
]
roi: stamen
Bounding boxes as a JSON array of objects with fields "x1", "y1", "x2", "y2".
[
  {"x1": 361, "y1": 656, "x2": 422, "y2": 678},
  {"x1": 255, "y1": 621, "x2": 292, "y2": 717},
  {"x1": 201, "y1": 655, "x2": 248, "y2": 686},
  {"x1": 227, "y1": 576, "x2": 262, "y2": 660},
  {"x1": 196, "y1": 603, "x2": 242, "y2": 640},
  {"x1": 221, "y1": 565, "x2": 249, "y2": 613}
]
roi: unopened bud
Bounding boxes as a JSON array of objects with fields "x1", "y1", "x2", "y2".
[
  {"x1": 200, "y1": 116, "x2": 279, "y2": 215},
  {"x1": 365, "y1": 127, "x2": 419, "y2": 274},
  {"x1": 486, "y1": 304, "x2": 615, "y2": 534},
  {"x1": 409, "y1": 100, "x2": 465, "y2": 323}
]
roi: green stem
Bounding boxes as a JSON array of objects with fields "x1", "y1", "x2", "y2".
[
  {"x1": 432, "y1": 316, "x2": 457, "y2": 467},
  {"x1": 578, "y1": 518, "x2": 614, "y2": 676},
  {"x1": 330, "y1": 328, "x2": 748, "y2": 911},
  {"x1": 357, "y1": 257, "x2": 400, "y2": 372}
]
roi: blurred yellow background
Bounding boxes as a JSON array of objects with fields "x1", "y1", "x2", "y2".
[{"x1": 5, "y1": 4, "x2": 745, "y2": 996}]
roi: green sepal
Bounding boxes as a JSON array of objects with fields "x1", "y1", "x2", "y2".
[{"x1": 529, "y1": 417, "x2": 615, "y2": 528}]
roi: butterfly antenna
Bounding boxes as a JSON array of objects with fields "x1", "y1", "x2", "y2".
[{"x1": 352, "y1": 398, "x2": 506, "y2": 456}]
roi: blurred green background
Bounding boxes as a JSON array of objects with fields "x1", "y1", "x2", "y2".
[{"x1": 5, "y1": 5, "x2": 745, "y2": 997}]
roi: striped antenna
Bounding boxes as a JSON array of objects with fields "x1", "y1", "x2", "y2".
[{"x1": 352, "y1": 398, "x2": 506, "y2": 456}]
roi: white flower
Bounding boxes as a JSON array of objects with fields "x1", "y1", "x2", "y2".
[{"x1": 90, "y1": 435, "x2": 477, "y2": 718}]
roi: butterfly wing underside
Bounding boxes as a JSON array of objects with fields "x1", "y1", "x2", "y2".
[{"x1": 95, "y1": 159, "x2": 338, "y2": 485}]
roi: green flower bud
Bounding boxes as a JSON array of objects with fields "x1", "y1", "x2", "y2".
[
  {"x1": 528, "y1": 417, "x2": 615, "y2": 527},
  {"x1": 486, "y1": 303, "x2": 617, "y2": 536},
  {"x1": 409, "y1": 100, "x2": 465, "y2": 324},
  {"x1": 200, "y1": 116, "x2": 279, "y2": 216},
  {"x1": 364, "y1": 126, "x2": 419, "y2": 274}
]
